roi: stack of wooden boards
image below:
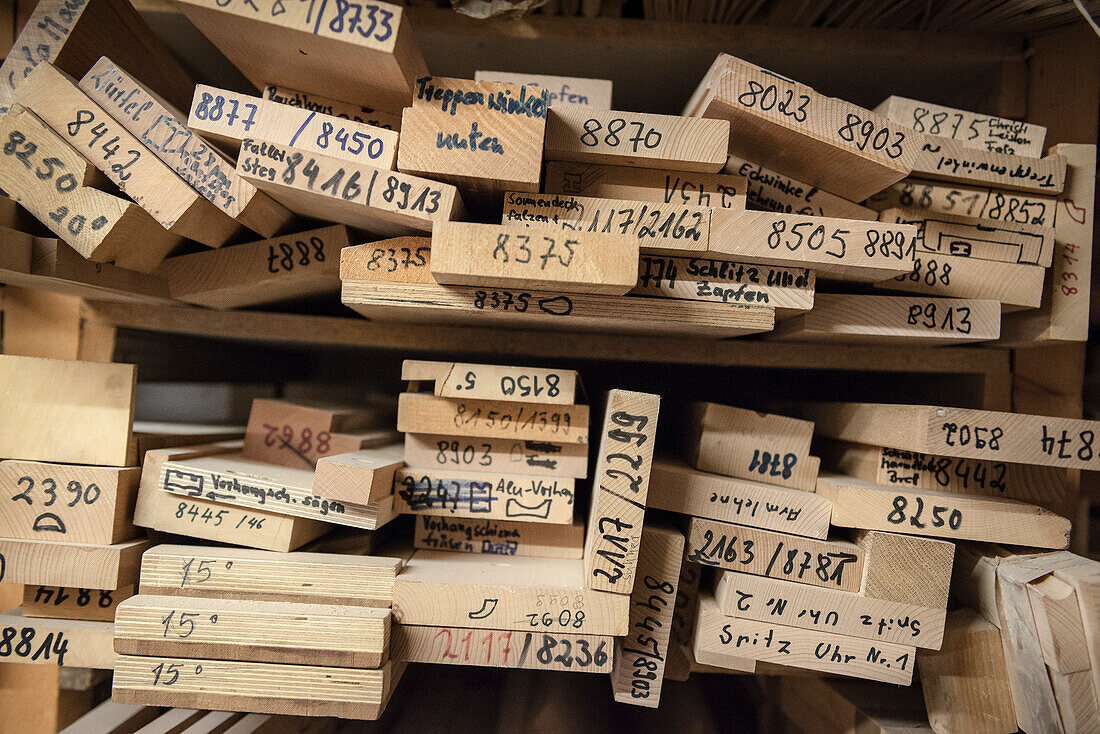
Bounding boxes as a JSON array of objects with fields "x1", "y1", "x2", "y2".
[{"x1": 0, "y1": 0, "x2": 1090, "y2": 348}]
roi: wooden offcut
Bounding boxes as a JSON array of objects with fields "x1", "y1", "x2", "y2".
[
  {"x1": 874, "y1": 95, "x2": 1046, "y2": 157},
  {"x1": 0, "y1": 536, "x2": 147, "y2": 590},
  {"x1": 879, "y1": 207, "x2": 1055, "y2": 267},
  {"x1": 403, "y1": 433, "x2": 589, "y2": 479},
  {"x1": 542, "y1": 161, "x2": 746, "y2": 210},
  {"x1": 263, "y1": 85, "x2": 402, "y2": 130},
  {"x1": 312, "y1": 443, "x2": 403, "y2": 505},
  {"x1": 402, "y1": 360, "x2": 579, "y2": 405},
  {"x1": 242, "y1": 398, "x2": 390, "y2": 469},
  {"x1": 393, "y1": 624, "x2": 613, "y2": 672},
  {"x1": 474, "y1": 72, "x2": 612, "y2": 109},
  {"x1": 0, "y1": 607, "x2": 115, "y2": 669},
  {"x1": 397, "y1": 392, "x2": 589, "y2": 444},
  {"x1": 23, "y1": 584, "x2": 134, "y2": 622},
  {"x1": 724, "y1": 154, "x2": 877, "y2": 220},
  {"x1": 413, "y1": 516, "x2": 585, "y2": 559},
  {"x1": 912, "y1": 137, "x2": 1066, "y2": 194}
]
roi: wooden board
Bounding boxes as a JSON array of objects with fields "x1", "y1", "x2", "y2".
[
  {"x1": 688, "y1": 54, "x2": 919, "y2": 202},
  {"x1": 57, "y1": 700, "x2": 162, "y2": 734},
  {"x1": 866, "y1": 179, "x2": 1057, "y2": 226},
  {"x1": 402, "y1": 360, "x2": 579, "y2": 405},
  {"x1": 692, "y1": 594, "x2": 915, "y2": 684},
  {"x1": 413, "y1": 516, "x2": 584, "y2": 558},
  {"x1": 545, "y1": 106, "x2": 728, "y2": 172},
  {"x1": 713, "y1": 569, "x2": 946, "y2": 649},
  {"x1": 542, "y1": 161, "x2": 746, "y2": 210},
  {"x1": 23, "y1": 584, "x2": 134, "y2": 622},
  {"x1": 79, "y1": 57, "x2": 293, "y2": 238},
  {"x1": 0, "y1": 106, "x2": 180, "y2": 273},
  {"x1": 854, "y1": 530, "x2": 954, "y2": 610},
  {"x1": 724, "y1": 154, "x2": 877, "y2": 220},
  {"x1": 772, "y1": 294, "x2": 999, "y2": 345},
  {"x1": 263, "y1": 86, "x2": 401, "y2": 131},
  {"x1": 238, "y1": 137, "x2": 464, "y2": 236},
  {"x1": 610, "y1": 524, "x2": 684, "y2": 707},
  {"x1": 173, "y1": 0, "x2": 426, "y2": 112},
  {"x1": 403, "y1": 433, "x2": 588, "y2": 478},
  {"x1": 397, "y1": 77, "x2": 547, "y2": 194},
  {"x1": 584, "y1": 390, "x2": 660, "y2": 594},
  {"x1": 686, "y1": 517, "x2": 864, "y2": 592},
  {"x1": 880, "y1": 207, "x2": 1055, "y2": 267},
  {"x1": 429, "y1": 221, "x2": 639, "y2": 295},
  {"x1": 392, "y1": 623, "x2": 612, "y2": 672},
  {"x1": 474, "y1": 72, "x2": 612, "y2": 109},
  {"x1": 397, "y1": 392, "x2": 588, "y2": 444},
  {"x1": 16, "y1": 63, "x2": 241, "y2": 253},
  {"x1": 137, "y1": 544, "x2": 401, "y2": 607},
  {"x1": 392, "y1": 550, "x2": 629, "y2": 635},
  {"x1": 312, "y1": 443, "x2": 403, "y2": 505},
  {"x1": 803, "y1": 401, "x2": 1100, "y2": 470},
  {"x1": 242, "y1": 398, "x2": 388, "y2": 469},
  {"x1": 912, "y1": 136, "x2": 1066, "y2": 194},
  {"x1": 113, "y1": 656, "x2": 399, "y2": 720},
  {"x1": 114, "y1": 595, "x2": 389, "y2": 668},
  {"x1": 154, "y1": 226, "x2": 348, "y2": 309},
  {"x1": 633, "y1": 254, "x2": 815, "y2": 313},
  {"x1": 0, "y1": 536, "x2": 147, "y2": 590},
  {"x1": 876, "y1": 249, "x2": 1046, "y2": 309},
  {"x1": 252, "y1": 101, "x2": 399, "y2": 171},
  {"x1": 683, "y1": 402, "x2": 815, "y2": 491},
  {"x1": 0, "y1": 607, "x2": 114, "y2": 669},
  {"x1": 395, "y1": 467, "x2": 574, "y2": 523},
  {"x1": 185, "y1": 87, "x2": 266, "y2": 152},
  {"x1": 874, "y1": 95, "x2": 1046, "y2": 156},
  {"x1": 0, "y1": 460, "x2": 140, "y2": 544}
]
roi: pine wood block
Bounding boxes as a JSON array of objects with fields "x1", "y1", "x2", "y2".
[
  {"x1": 0, "y1": 607, "x2": 115, "y2": 668},
  {"x1": 724, "y1": 154, "x2": 877, "y2": 220},
  {"x1": 686, "y1": 517, "x2": 864, "y2": 592},
  {"x1": 392, "y1": 623, "x2": 612, "y2": 672},
  {"x1": 611, "y1": 524, "x2": 684, "y2": 707},
  {"x1": 392, "y1": 550, "x2": 629, "y2": 635},
  {"x1": 413, "y1": 516, "x2": 585, "y2": 558},
  {"x1": 57, "y1": 700, "x2": 162, "y2": 734},
  {"x1": 173, "y1": 0, "x2": 425, "y2": 113},
  {"x1": 545, "y1": 106, "x2": 728, "y2": 172},
  {"x1": 474, "y1": 72, "x2": 612, "y2": 109},
  {"x1": 820, "y1": 441, "x2": 1070, "y2": 511},
  {"x1": 683, "y1": 401, "x2": 815, "y2": 491},
  {"x1": 263, "y1": 85, "x2": 401, "y2": 131},
  {"x1": 79, "y1": 58, "x2": 293, "y2": 238},
  {"x1": 23, "y1": 584, "x2": 134, "y2": 622},
  {"x1": 138, "y1": 544, "x2": 400, "y2": 607},
  {"x1": 633, "y1": 254, "x2": 814, "y2": 312},
  {"x1": 0, "y1": 107, "x2": 180, "y2": 273},
  {"x1": 16, "y1": 64, "x2": 242, "y2": 252},
  {"x1": 804, "y1": 401, "x2": 1100, "y2": 471},
  {"x1": 185, "y1": 87, "x2": 265, "y2": 152},
  {"x1": 0, "y1": 460, "x2": 140, "y2": 544},
  {"x1": 913, "y1": 136, "x2": 1066, "y2": 195},
  {"x1": 542, "y1": 161, "x2": 746, "y2": 210},
  {"x1": 0, "y1": 0, "x2": 195, "y2": 115},
  {"x1": 693, "y1": 594, "x2": 916, "y2": 684},
  {"x1": 402, "y1": 359, "x2": 579, "y2": 405},
  {"x1": 874, "y1": 95, "x2": 1046, "y2": 157},
  {"x1": 154, "y1": 226, "x2": 349, "y2": 309},
  {"x1": 688, "y1": 55, "x2": 920, "y2": 201},
  {"x1": 252, "y1": 101, "x2": 398, "y2": 171},
  {"x1": 880, "y1": 207, "x2": 1055, "y2": 266},
  {"x1": 647, "y1": 458, "x2": 831, "y2": 538},
  {"x1": 819, "y1": 474, "x2": 1070, "y2": 549},
  {"x1": 584, "y1": 389, "x2": 660, "y2": 594},
  {"x1": 312, "y1": 443, "x2": 403, "y2": 505},
  {"x1": 0, "y1": 536, "x2": 147, "y2": 590},
  {"x1": 867, "y1": 179, "x2": 1057, "y2": 226},
  {"x1": 0, "y1": 354, "x2": 135, "y2": 466},
  {"x1": 713, "y1": 569, "x2": 946, "y2": 649},
  {"x1": 876, "y1": 249, "x2": 1045, "y2": 309},
  {"x1": 238, "y1": 137, "x2": 463, "y2": 236},
  {"x1": 430, "y1": 221, "x2": 639, "y2": 295},
  {"x1": 397, "y1": 77, "x2": 548, "y2": 194},
  {"x1": 854, "y1": 530, "x2": 954, "y2": 610},
  {"x1": 114, "y1": 595, "x2": 389, "y2": 668},
  {"x1": 772, "y1": 294, "x2": 999, "y2": 345},
  {"x1": 242, "y1": 398, "x2": 389, "y2": 469},
  {"x1": 403, "y1": 433, "x2": 588, "y2": 479},
  {"x1": 1028, "y1": 575, "x2": 1091, "y2": 673},
  {"x1": 395, "y1": 467, "x2": 575, "y2": 524},
  {"x1": 113, "y1": 655, "x2": 400, "y2": 720},
  {"x1": 397, "y1": 392, "x2": 588, "y2": 444}
]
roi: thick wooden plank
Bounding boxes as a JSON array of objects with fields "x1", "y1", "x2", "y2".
[
  {"x1": 874, "y1": 95, "x2": 1046, "y2": 156},
  {"x1": 397, "y1": 392, "x2": 588, "y2": 444},
  {"x1": 542, "y1": 161, "x2": 746, "y2": 210},
  {"x1": 610, "y1": 524, "x2": 683, "y2": 707},
  {"x1": 173, "y1": 0, "x2": 426, "y2": 112},
  {"x1": 686, "y1": 517, "x2": 864, "y2": 592},
  {"x1": 818, "y1": 473, "x2": 1071, "y2": 549},
  {"x1": 395, "y1": 467, "x2": 574, "y2": 523},
  {"x1": 401, "y1": 360, "x2": 579, "y2": 405},
  {"x1": 474, "y1": 72, "x2": 612, "y2": 109},
  {"x1": 804, "y1": 402, "x2": 1100, "y2": 471},
  {"x1": 263, "y1": 85, "x2": 401, "y2": 131},
  {"x1": 113, "y1": 656, "x2": 399, "y2": 720},
  {"x1": 867, "y1": 179, "x2": 1056, "y2": 226},
  {"x1": 312, "y1": 443, "x2": 403, "y2": 505},
  {"x1": 0, "y1": 537, "x2": 147, "y2": 590},
  {"x1": 912, "y1": 137, "x2": 1066, "y2": 195},
  {"x1": 392, "y1": 624, "x2": 612, "y2": 672},
  {"x1": 0, "y1": 460, "x2": 139, "y2": 544},
  {"x1": 392, "y1": 551, "x2": 628, "y2": 635},
  {"x1": 413, "y1": 516, "x2": 584, "y2": 558},
  {"x1": 114, "y1": 595, "x2": 388, "y2": 668},
  {"x1": 724, "y1": 154, "x2": 876, "y2": 220},
  {"x1": 0, "y1": 607, "x2": 114, "y2": 668},
  {"x1": 137, "y1": 544, "x2": 400, "y2": 607},
  {"x1": 584, "y1": 390, "x2": 660, "y2": 594},
  {"x1": 403, "y1": 433, "x2": 589, "y2": 478},
  {"x1": 633, "y1": 254, "x2": 814, "y2": 313},
  {"x1": 880, "y1": 207, "x2": 1055, "y2": 267},
  {"x1": 876, "y1": 249, "x2": 1046, "y2": 309},
  {"x1": 23, "y1": 584, "x2": 134, "y2": 622},
  {"x1": 713, "y1": 569, "x2": 946, "y2": 649},
  {"x1": 647, "y1": 458, "x2": 831, "y2": 538},
  {"x1": 854, "y1": 530, "x2": 954, "y2": 611}
]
